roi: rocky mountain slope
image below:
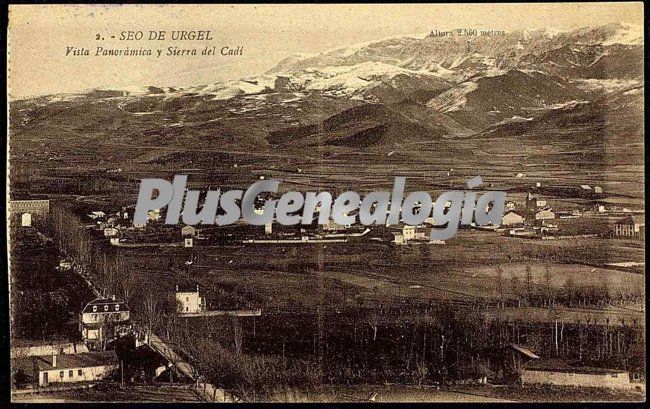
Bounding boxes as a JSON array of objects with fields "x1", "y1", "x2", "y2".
[{"x1": 9, "y1": 23, "x2": 644, "y2": 189}]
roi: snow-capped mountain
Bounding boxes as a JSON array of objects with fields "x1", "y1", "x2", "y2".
[
  {"x1": 150, "y1": 22, "x2": 642, "y2": 111},
  {"x1": 10, "y1": 23, "x2": 644, "y2": 156},
  {"x1": 30, "y1": 23, "x2": 641, "y2": 107},
  {"x1": 189, "y1": 62, "x2": 449, "y2": 103},
  {"x1": 266, "y1": 23, "x2": 643, "y2": 79}
]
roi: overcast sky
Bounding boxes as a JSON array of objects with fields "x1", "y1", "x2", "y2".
[{"x1": 8, "y1": 3, "x2": 643, "y2": 98}]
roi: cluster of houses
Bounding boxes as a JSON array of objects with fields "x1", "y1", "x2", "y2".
[
  {"x1": 83, "y1": 183, "x2": 644, "y2": 248},
  {"x1": 86, "y1": 207, "x2": 201, "y2": 247},
  {"x1": 13, "y1": 296, "x2": 133, "y2": 388},
  {"x1": 386, "y1": 187, "x2": 644, "y2": 243},
  {"x1": 388, "y1": 194, "x2": 547, "y2": 244},
  {"x1": 88, "y1": 208, "x2": 137, "y2": 245},
  {"x1": 501, "y1": 193, "x2": 558, "y2": 237},
  {"x1": 13, "y1": 282, "x2": 261, "y2": 390},
  {"x1": 500, "y1": 191, "x2": 644, "y2": 240}
]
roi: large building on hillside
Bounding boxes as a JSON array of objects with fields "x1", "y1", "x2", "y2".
[
  {"x1": 79, "y1": 297, "x2": 132, "y2": 351},
  {"x1": 612, "y1": 215, "x2": 645, "y2": 238}
]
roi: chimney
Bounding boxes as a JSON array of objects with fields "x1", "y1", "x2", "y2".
[
  {"x1": 52, "y1": 354, "x2": 57, "y2": 368},
  {"x1": 176, "y1": 285, "x2": 179, "y2": 292},
  {"x1": 196, "y1": 284, "x2": 199, "y2": 293},
  {"x1": 112, "y1": 294, "x2": 116, "y2": 301}
]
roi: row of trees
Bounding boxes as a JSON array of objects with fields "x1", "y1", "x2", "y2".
[
  {"x1": 49, "y1": 203, "x2": 178, "y2": 341},
  {"x1": 494, "y1": 266, "x2": 642, "y2": 308},
  {"x1": 46, "y1": 204, "x2": 644, "y2": 399}
]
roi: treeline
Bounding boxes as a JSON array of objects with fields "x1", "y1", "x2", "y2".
[
  {"x1": 49, "y1": 203, "x2": 167, "y2": 332},
  {"x1": 46, "y1": 204, "x2": 644, "y2": 399},
  {"x1": 157, "y1": 304, "x2": 644, "y2": 400},
  {"x1": 495, "y1": 266, "x2": 642, "y2": 309},
  {"x1": 10, "y1": 227, "x2": 94, "y2": 341}
]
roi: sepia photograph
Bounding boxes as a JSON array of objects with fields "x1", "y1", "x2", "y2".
[{"x1": 6, "y1": 2, "x2": 646, "y2": 404}]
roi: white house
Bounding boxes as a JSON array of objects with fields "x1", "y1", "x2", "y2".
[
  {"x1": 401, "y1": 225, "x2": 428, "y2": 241},
  {"x1": 535, "y1": 209, "x2": 556, "y2": 220},
  {"x1": 80, "y1": 298, "x2": 131, "y2": 350},
  {"x1": 88, "y1": 211, "x2": 106, "y2": 220},
  {"x1": 34, "y1": 351, "x2": 119, "y2": 387},
  {"x1": 522, "y1": 361, "x2": 634, "y2": 390},
  {"x1": 502, "y1": 211, "x2": 525, "y2": 226},
  {"x1": 21, "y1": 213, "x2": 32, "y2": 227},
  {"x1": 402, "y1": 225, "x2": 416, "y2": 241},
  {"x1": 103, "y1": 227, "x2": 118, "y2": 237},
  {"x1": 176, "y1": 285, "x2": 205, "y2": 314},
  {"x1": 181, "y1": 225, "x2": 197, "y2": 237},
  {"x1": 147, "y1": 209, "x2": 161, "y2": 222}
]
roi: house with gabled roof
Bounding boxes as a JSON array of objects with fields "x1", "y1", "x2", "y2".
[
  {"x1": 613, "y1": 215, "x2": 645, "y2": 237},
  {"x1": 79, "y1": 297, "x2": 132, "y2": 351}
]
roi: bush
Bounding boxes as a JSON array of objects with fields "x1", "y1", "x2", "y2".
[{"x1": 208, "y1": 344, "x2": 322, "y2": 401}]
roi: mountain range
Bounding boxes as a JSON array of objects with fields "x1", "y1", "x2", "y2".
[{"x1": 9, "y1": 23, "x2": 644, "y2": 197}]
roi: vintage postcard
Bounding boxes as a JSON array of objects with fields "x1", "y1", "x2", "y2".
[{"x1": 7, "y1": 3, "x2": 645, "y2": 403}]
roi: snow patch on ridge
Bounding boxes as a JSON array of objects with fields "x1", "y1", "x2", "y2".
[
  {"x1": 602, "y1": 23, "x2": 643, "y2": 45},
  {"x1": 426, "y1": 81, "x2": 478, "y2": 112}
]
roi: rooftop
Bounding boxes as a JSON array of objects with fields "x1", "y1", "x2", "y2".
[
  {"x1": 504, "y1": 211, "x2": 524, "y2": 217},
  {"x1": 525, "y1": 358, "x2": 629, "y2": 375},
  {"x1": 616, "y1": 215, "x2": 645, "y2": 226},
  {"x1": 33, "y1": 350, "x2": 119, "y2": 371},
  {"x1": 510, "y1": 344, "x2": 540, "y2": 359},
  {"x1": 82, "y1": 298, "x2": 129, "y2": 313},
  {"x1": 176, "y1": 284, "x2": 200, "y2": 293}
]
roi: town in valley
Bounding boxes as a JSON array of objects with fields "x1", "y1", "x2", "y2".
[{"x1": 8, "y1": 11, "x2": 646, "y2": 403}]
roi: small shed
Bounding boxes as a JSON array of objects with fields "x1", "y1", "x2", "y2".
[
  {"x1": 181, "y1": 225, "x2": 197, "y2": 238},
  {"x1": 482, "y1": 344, "x2": 539, "y2": 384},
  {"x1": 535, "y1": 209, "x2": 556, "y2": 220}
]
